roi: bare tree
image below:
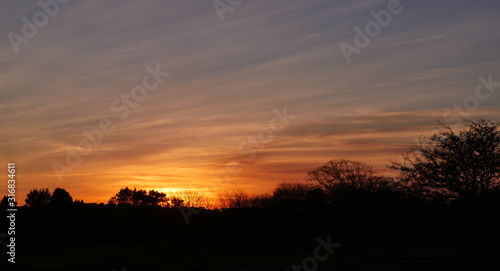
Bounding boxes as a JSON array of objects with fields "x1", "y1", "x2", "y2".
[
  {"x1": 272, "y1": 182, "x2": 312, "y2": 201},
  {"x1": 248, "y1": 193, "x2": 272, "y2": 209},
  {"x1": 307, "y1": 159, "x2": 387, "y2": 199},
  {"x1": 177, "y1": 189, "x2": 215, "y2": 209},
  {"x1": 270, "y1": 182, "x2": 322, "y2": 210},
  {"x1": 217, "y1": 186, "x2": 251, "y2": 209},
  {"x1": 390, "y1": 119, "x2": 500, "y2": 202}
]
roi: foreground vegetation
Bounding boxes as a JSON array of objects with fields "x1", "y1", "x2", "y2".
[{"x1": 1, "y1": 120, "x2": 500, "y2": 270}]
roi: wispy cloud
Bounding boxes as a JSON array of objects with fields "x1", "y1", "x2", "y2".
[{"x1": 1, "y1": 0, "x2": 499, "y2": 203}]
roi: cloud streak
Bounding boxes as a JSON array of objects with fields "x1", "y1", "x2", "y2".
[{"x1": 1, "y1": 0, "x2": 499, "y2": 203}]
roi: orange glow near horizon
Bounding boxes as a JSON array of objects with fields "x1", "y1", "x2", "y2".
[
  {"x1": 2, "y1": 2, "x2": 499, "y2": 208},
  {"x1": 9, "y1": 109, "x2": 500, "y2": 206}
]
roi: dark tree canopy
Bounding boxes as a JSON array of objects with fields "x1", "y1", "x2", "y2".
[
  {"x1": 169, "y1": 196, "x2": 184, "y2": 208},
  {"x1": 146, "y1": 190, "x2": 168, "y2": 206},
  {"x1": 390, "y1": 119, "x2": 500, "y2": 202},
  {"x1": 49, "y1": 188, "x2": 73, "y2": 207},
  {"x1": 271, "y1": 182, "x2": 325, "y2": 210},
  {"x1": 0, "y1": 195, "x2": 9, "y2": 209},
  {"x1": 108, "y1": 187, "x2": 168, "y2": 206},
  {"x1": 307, "y1": 159, "x2": 387, "y2": 199},
  {"x1": 109, "y1": 187, "x2": 134, "y2": 205},
  {"x1": 25, "y1": 188, "x2": 52, "y2": 207},
  {"x1": 272, "y1": 182, "x2": 311, "y2": 201},
  {"x1": 131, "y1": 189, "x2": 148, "y2": 205}
]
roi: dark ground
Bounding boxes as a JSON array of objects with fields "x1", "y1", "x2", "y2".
[{"x1": 2, "y1": 195, "x2": 500, "y2": 270}]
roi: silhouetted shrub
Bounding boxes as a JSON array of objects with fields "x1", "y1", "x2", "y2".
[
  {"x1": 49, "y1": 188, "x2": 73, "y2": 208},
  {"x1": 25, "y1": 188, "x2": 51, "y2": 207}
]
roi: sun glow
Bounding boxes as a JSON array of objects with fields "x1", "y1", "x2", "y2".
[{"x1": 143, "y1": 186, "x2": 217, "y2": 209}]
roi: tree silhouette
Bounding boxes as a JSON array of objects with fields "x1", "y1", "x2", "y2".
[
  {"x1": 307, "y1": 159, "x2": 387, "y2": 199},
  {"x1": 0, "y1": 195, "x2": 9, "y2": 210},
  {"x1": 169, "y1": 196, "x2": 184, "y2": 208},
  {"x1": 25, "y1": 188, "x2": 51, "y2": 207},
  {"x1": 49, "y1": 188, "x2": 73, "y2": 208},
  {"x1": 177, "y1": 190, "x2": 213, "y2": 208},
  {"x1": 217, "y1": 186, "x2": 251, "y2": 209},
  {"x1": 270, "y1": 182, "x2": 314, "y2": 210},
  {"x1": 108, "y1": 187, "x2": 169, "y2": 206},
  {"x1": 131, "y1": 189, "x2": 148, "y2": 205},
  {"x1": 248, "y1": 193, "x2": 272, "y2": 208},
  {"x1": 390, "y1": 119, "x2": 500, "y2": 202},
  {"x1": 146, "y1": 190, "x2": 167, "y2": 206},
  {"x1": 109, "y1": 187, "x2": 134, "y2": 205},
  {"x1": 272, "y1": 182, "x2": 311, "y2": 200}
]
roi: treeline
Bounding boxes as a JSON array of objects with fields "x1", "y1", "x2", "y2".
[
  {"x1": 7, "y1": 119, "x2": 500, "y2": 210},
  {"x1": 1, "y1": 188, "x2": 74, "y2": 209},
  {"x1": 1, "y1": 119, "x2": 500, "y2": 269}
]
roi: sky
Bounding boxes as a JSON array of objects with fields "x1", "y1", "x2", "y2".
[{"x1": 1, "y1": 0, "x2": 500, "y2": 204}]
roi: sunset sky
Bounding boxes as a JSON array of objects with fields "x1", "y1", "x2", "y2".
[{"x1": 2, "y1": 0, "x2": 500, "y2": 204}]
